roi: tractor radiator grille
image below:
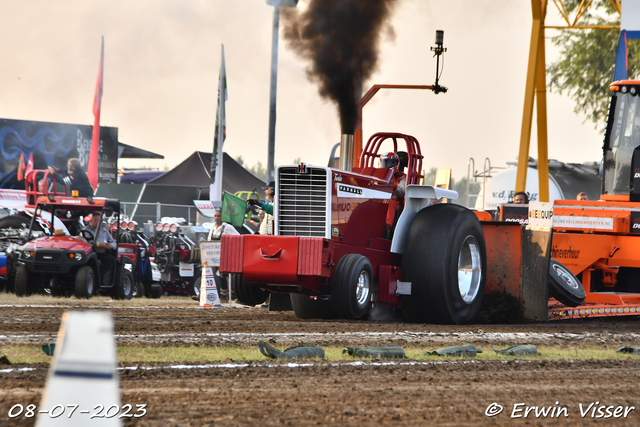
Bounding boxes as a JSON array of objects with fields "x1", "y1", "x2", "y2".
[{"x1": 277, "y1": 167, "x2": 329, "y2": 238}]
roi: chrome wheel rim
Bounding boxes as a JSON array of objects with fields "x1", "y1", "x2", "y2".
[
  {"x1": 458, "y1": 236, "x2": 482, "y2": 304},
  {"x1": 123, "y1": 275, "x2": 131, "y2": 295},
  {"x1": 194, "y1": 280, "x2": 200, "y2": 296},
  {"x1": 553, "y1": 264, "x2": 579, "y2": 290},
  {"x1": 355, "y1": 270, "x2": 370, "y2": 306}
]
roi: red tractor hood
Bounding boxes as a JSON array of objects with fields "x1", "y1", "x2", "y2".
[{"x1": 25, "y1": 236, "x2": 92, "y2": 252}]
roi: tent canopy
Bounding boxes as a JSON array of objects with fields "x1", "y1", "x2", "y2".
[
  {"x1": 148, "y1": 152, "x2": 265, "y2": 196},
  {"x1": 118, "y1": 143, "x2": 164, "y2": 159}
]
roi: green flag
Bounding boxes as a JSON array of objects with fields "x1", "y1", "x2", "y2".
[{"x1": 221, "y1": 191, "x2": 246, "y2": 227}]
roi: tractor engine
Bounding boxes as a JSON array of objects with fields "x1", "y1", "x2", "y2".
[{"x1": 152, "y1": 221, "x2": 206, "y2": 294}]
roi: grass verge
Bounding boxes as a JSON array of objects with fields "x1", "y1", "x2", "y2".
[{"x1": 2, "y1": 344, "x2": 640, "y2": 365}]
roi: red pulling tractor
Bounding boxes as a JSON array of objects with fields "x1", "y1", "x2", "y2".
[{"x1": 220, "y1": 133, "x2": 486, "y2": 323}]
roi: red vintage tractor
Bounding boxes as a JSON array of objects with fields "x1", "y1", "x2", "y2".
[{"x1": 220, "y1": 132, "x2": 486, "y2": 323}]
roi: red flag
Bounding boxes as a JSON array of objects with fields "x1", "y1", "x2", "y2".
[
  {"x1": 25, "y1": 154, "x2": 34, "y2": 177},
  {"x1": 17, "y1": 153, "x2": 25, "y2": 181},
  {"x1": 87, "y1": 37, "x2": 104, "y2": 191}
]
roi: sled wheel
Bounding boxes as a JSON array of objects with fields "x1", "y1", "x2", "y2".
[
  {"x1": 234, "y1": 274, "x2": 269, "y2": 306},
  {"x1": 402, "y1": 204, "x2": 486, "y2": 324},
  {"x1": 74, "y1": 266, "x2": 95, "y2": 299},
  {"x1": 190, "y1": 275, "x2": 201, "y2": 296},
  {"x1": 14, "y1": 264, "x2": 32, "y2": 297},
  {"x1": 332, "y1": 254, "x2": 373, "y2": 319},
  {"x1": 548, "y1": 259, "x2": 585, "y2": 307},
  {"x1": 114, "y1": 270, "x2": 134, "y2": 300},
  {"x1": 290, "y1": 294, "x2": 338, "y2": 319}
]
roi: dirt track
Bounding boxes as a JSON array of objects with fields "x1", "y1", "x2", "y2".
[{"x1": 2, "y1": 296, "x2": 640, "y2": 426}]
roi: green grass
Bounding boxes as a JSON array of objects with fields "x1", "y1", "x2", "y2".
[{"x1": 3, "y1": 344, "x2": 640, "y2": 366}]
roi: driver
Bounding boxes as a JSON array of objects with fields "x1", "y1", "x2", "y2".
[
  {"x1": 381, "y1": 152, "x2": 406, "y2": 234},
  {"x1": 83, "y1": 212, "x2": 117, "y2": 285}
]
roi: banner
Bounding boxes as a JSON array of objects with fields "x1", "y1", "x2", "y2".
[
  {"x1": 0, "y1": 119, "x2": 118, "y2": 189},
  {"x1": 210, "y1": 45, "x2": 227, "y2": 202},
  {"x1": 221, "y1": 191, "x2": 246, "y2": 227}
]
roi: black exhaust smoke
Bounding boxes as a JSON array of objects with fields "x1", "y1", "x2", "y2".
[{"x1": 282, "y1": 0, "x2": 397, "y2": 134}]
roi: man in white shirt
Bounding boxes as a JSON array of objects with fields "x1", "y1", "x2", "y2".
[{"x1": 207, "y1": 209, "x2": 240, "y2": 241}]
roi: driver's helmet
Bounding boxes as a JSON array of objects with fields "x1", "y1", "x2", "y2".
[{"x1": 380, "y1": 152, "x2": 400, "y2": 171}]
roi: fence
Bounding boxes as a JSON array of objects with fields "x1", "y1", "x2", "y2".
[{"x1": 121, "y1": 202, "x2": 209, "y2": 225}]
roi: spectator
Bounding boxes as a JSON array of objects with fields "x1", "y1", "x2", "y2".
[
  {"x1": 513, "y1": 191, "x2": 529, "y2": 204},
  {"x1": 248, "y1": 181, "x2": 275, "y2": 235},
  {"x1": 48, "y1": 158, "x2": 93, "y2": 197},
  {"x1": 207, "y1": 209, "x2": 240, "y2": 241},
  {"x1": 83, "y1": 212, "x2": 117, "y2": 285},
  {"x1": 577, "y1": 192, "x2": 589, "y2": 201}
]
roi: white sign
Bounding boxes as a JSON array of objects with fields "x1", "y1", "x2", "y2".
[
  {"x1": 179, "y1": 262, "x2": 194, "y2": 277},
  {"x1": 200, "y1": 241, "x2": 221, "y2": 268},
  {"x1": 193, "y1": 200, "x2": 220, "y2": 218},
  {"x1": 622, "y1": 1, "x2": 640, "y2": 31},
  {"x1": 553, "y1": 215, "x2": 614, "y2": 230},
  {"x1": 528, "y1": 202, "x2": 553, "y2": 227}
]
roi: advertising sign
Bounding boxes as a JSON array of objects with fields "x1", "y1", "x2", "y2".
[
  {"x1": 200, "y1": 241, "x2": 221, "y2": 268},
  {"x1": 0, "y1": 118, "x2": 118, "y2": 188}
]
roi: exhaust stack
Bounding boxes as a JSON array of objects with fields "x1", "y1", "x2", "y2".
[{"x1": 339, "y1": 134, "x2": 354, "y2": 172}]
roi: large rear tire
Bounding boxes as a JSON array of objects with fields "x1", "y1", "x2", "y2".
[
  {"x1": 290, "y1": 294, "x2": 337, "y2": 319},
  {"x1": 402, "y1": 204, "x2": 486, "y2": 324},
  {"x1": 74, "y1": 266, "x2": 95, "y2": 299},
  {"x1": 114, "y1": 270, "x2": 134, "y2": 300},
  {"x1": 14, "y1": 264, "x2": 32, "y2": 297},
  {"x1": 234, "y1": 274, "x2": 269, "y2": 306},
  {"x1": 548, "y1": 259, "x2": 585, "y2": 307},
  {"x1": 332, "y1": 254, "x2": 373, "y2": 319}
]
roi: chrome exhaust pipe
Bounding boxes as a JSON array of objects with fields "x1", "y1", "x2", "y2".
[{"x1": 339, "y1": 134, "x2": 353, "y2": 172}]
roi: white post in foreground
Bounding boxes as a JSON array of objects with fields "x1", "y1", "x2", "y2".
[{"x1": 36, "y1": 311, "x2": 121, "y2": 427}]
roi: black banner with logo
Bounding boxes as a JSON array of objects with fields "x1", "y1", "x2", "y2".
[
  {"x1": 500, "y1": 204, "x2": 529, "y2": 225},
  {"x1": 0, "y1": 118, "x2": 118, "y2": 189}
]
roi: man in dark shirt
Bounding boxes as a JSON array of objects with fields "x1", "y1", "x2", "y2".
[
  {"x1": 83, "y1": 212, "x2": 117, "y2": 284},
  {"x1": 48, "y1": 158, "x2": 94, "y2": 197}
]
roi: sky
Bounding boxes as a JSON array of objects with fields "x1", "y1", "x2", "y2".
[{"x1": 0, "y1": 0, "x2": 605, "y2": 182}]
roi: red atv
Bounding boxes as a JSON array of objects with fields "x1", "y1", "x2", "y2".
[{"x1": 15, "y1": 191, "x2": 136, "y2": 299}]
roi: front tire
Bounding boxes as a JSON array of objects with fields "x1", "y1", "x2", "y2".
[
  {"x1": 234, "y1": 274, "x2": 269, "y2": 306},
  {"x1": 548, "y1": 259, "x2": 585, "y2": 307},
  {"x1": 74, "y1": 266, "x2": 95, "y2": 299},
  {"x1": 402, "y1": 204, "x2": 486, "y2": 324},
  {"x1": 114, "y1": 270, "x2": 134, "y2": 300},
  {"x1": 332, "y1": 254, "x2": 373, "y2": 319},
  {"x1": 14, "y1": 264, "x2": 32, "y2": 297}
]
